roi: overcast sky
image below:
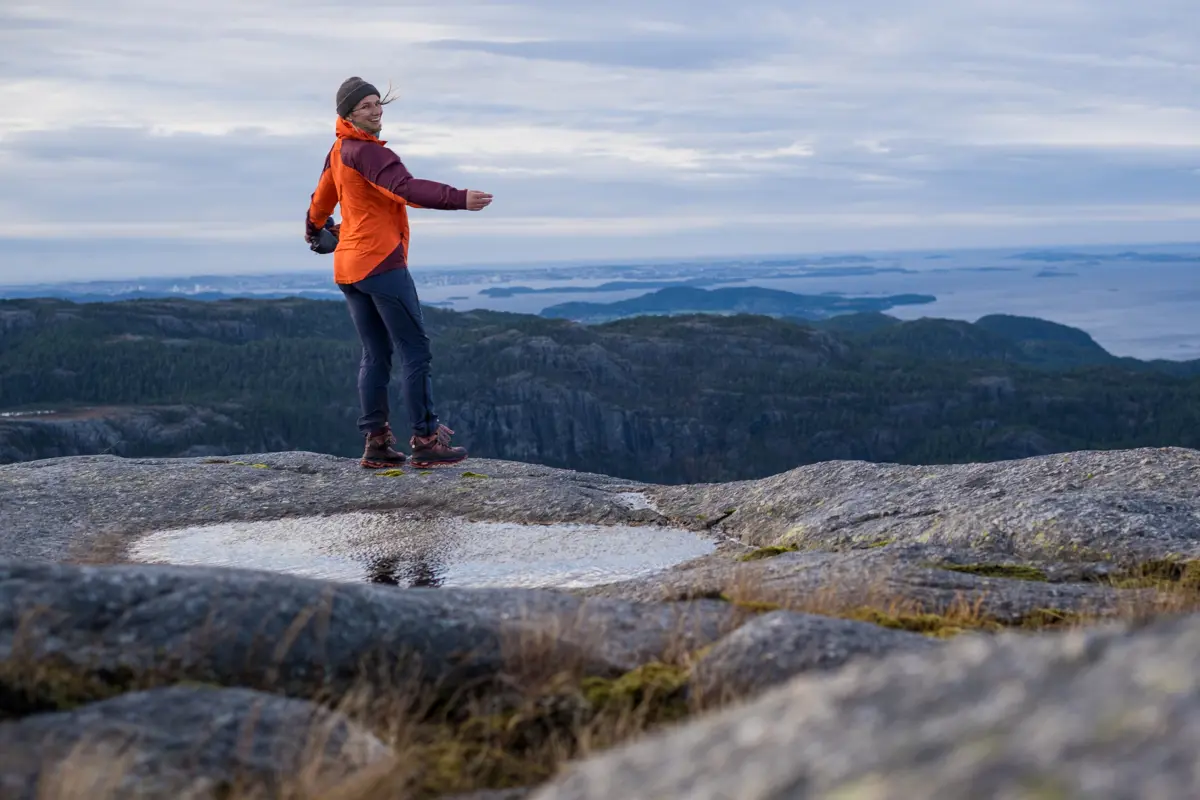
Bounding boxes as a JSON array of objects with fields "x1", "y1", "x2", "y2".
[{"x1": 2, "y1": 0, "x2": 1200, "y2": 282}]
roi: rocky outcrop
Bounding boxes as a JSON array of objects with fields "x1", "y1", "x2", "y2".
[
  {"x1": 0, "y1": 559, "x2": 740, "y2": 715},
  {"x1": 0, "y1": 686, "x2": 391, "y2": 799},
  {"x1": 3, "y1": 446, "x2": 1198, "y2": 566},
  {"x1": 644, "y1": 445, "x2": 1200, "y2": 561},
  {"x1": 2, "y1": 445, "x2": 1199, "y2": 798},
  {"x1": 688, "y1": 610, "x2": 938, "y2": 708},
  {"x1": 582, "y1": 545, "x2": 1148, "y2": 624},
  {"x1": 0, "y1": 452, "x2": 657, "y2": 563},
  {"x1": 531, "y1": 613, "x2": 1200, "y2": 800}
]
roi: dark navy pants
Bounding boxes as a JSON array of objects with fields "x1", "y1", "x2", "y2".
[{"x1": 339, "y1": 268, "x2": 440, "y2": 438}]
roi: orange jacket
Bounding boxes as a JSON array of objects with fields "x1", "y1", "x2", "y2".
[{"x1": 306, "y1": 117, "x2": 468, "y2": 284}]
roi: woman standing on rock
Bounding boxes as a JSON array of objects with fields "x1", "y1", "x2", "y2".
[{"x1": 305, "y1": 77, "x2": 493, "y2": 469}]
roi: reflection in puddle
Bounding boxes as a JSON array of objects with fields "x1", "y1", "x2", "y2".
[{"x1": 130, "y1": 512, "x2": 715, "y2": 589}]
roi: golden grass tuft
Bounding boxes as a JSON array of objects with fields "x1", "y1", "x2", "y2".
[
  {"x1": 13, "y1": 553, "x2": 1200, "y2": 798},
  {"x1": 711, "y1": 553, "x2": 1200, "y2": 639}
]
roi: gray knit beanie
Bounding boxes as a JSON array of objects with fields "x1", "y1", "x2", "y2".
[{"x1": 336, "y1": 77, "x2": 380, "y2": 118}]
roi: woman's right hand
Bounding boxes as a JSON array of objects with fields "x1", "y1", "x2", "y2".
[{"x1": 466, "y1": 190, "x2": 493, "y2": 211}]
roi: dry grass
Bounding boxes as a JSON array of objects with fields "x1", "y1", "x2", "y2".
[
  {"x1": 62, "y1": 527, "x2": 137, "y2": 566},
  {"x1": 12, "y1": 554, "x2": 1200, "y2": 798},
  {"x1": 5, "y1": 598, "x2": 718, "y2": 800},
  {"x1": 712, "y1": 552, "x2": 1200, "y2": 638}
]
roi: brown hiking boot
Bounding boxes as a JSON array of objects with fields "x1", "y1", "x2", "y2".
[
  {"x1": 361, "y1": 424, "x2": 407, "y2": 469},
  {"x1": 409, "y1": 424, "x2": 467, "y2": 468}
]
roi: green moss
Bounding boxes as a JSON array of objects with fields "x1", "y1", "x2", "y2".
[
  {"x1": 848, "y1": 608, "x2": 985, "y2": 638},
  {"x1": 375, "y1": 468, "x2": 406, "y2": 477},
  {"x1": 580, "y1": 662, "x2": 689, "y2": 723},
  {"x1": 717, "y1": 594, "x2": 783, "y2": 614},
  {"x1": 0, "y1": 658, "x2": 145, "y2": 717},
  {"x1": 866, "y1": 537, "x2": 894, "y2": 549},
  {"x1": 738, "y1": 544, "x2": 798, "y2": 562},
  {"x1": 461, "y1": 471, "x2": 489, "y2": 479},
  {"x1": 938, "y1": 563, "x2": 1049, "y2": 582},
  {"x1": 1019, "y1": 775, "x2": 1071, "y2": 800},
  {"x1": 251, "y1": 463, "x2": 270, "y2": 469},
  {"x1": 847, "y1": 604, "x2": 1080, "y2": 638}
]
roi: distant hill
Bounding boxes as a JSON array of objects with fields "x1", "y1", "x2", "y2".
[
  {"x1": 808, "y1": 312, "x2": 902, "y2": 334},
  {"x1": 540, "y1": 286, "x2": 937, "y2": 324},
  {"x1": 2, "y1": 298, "x2": 1198, "y2": 483}
]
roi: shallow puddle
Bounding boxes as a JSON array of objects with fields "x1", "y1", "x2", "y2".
[{"x1": 129, "y1": 511, "x2": 715, "y2": 589}]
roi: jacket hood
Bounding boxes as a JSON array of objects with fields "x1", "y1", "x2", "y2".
[{"x1": 335, "y1": 115, "x2": 385, "y2": 145}]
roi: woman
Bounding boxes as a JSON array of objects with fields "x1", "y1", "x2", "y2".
[{"x1": 305, "y1": 76, "x2": 493, "y2": 468}]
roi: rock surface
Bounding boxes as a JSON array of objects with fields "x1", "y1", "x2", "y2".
[
  {"x1": 0, "y1": 559, "x2": 739, "y2": 714},
  {"x1": 0, "y1": 452, "x2": 661, "y2": 563},
  {"x1": 584, "y1": 545, "x2": 1148, "y2": 624},
  {"x1": 689, "y1": 610, "x2": 938, "y2": 707},
  {"x1": 645, "y1": 445, "x2": 1200, "y2": 561},
  {"x1": 3, "y1": 447, "x2": 1198, "y2": 568},
  {"x1": 3, "y1": 446, "x2": 1200, "y2": 799},
  {"x1": 0, "y1": 685, "x2": 391, "y2": 799},
  {"x1": 532, "y1": 613, "x2": 1200, "y2": 800}
]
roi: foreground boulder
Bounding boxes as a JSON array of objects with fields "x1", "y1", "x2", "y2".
[
  {"x1": 688, "y1": 610, "x2": 938, "y2": 707},
  {"x1": 532, "y1": 613, "x2": 1200, "y2": 800},
  {"x1": 0, "y1": 685, "x2": 391, "y2": 799},
  {"x1": 0, "y1": 559, "x2": 739, "y2": 716}
]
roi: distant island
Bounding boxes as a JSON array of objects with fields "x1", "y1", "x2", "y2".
[
  {"x1": 479, "y1": 278, "x2": 734, "y2": 298},
  {"x1": 479, "y1": 266, "x2": 917, "y2": 299},
  {"x1": 1009, "y1": 250, "x2": 1200, "y2": 264},
  {"x1": 539, "y1": 286, "x2": 937, "y2": 324}
]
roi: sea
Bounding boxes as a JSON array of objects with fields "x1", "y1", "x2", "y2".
[{"x1": 2, "y1": 242, "x2": 1197, "y2": 361}]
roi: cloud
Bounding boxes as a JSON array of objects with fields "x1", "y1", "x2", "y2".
[
  {"x1": 423, "y1": 34, "x2": 781, "y2": 70},
  {"x1": 2, "y1": 0, "x2": 1200, "y2": 281}
]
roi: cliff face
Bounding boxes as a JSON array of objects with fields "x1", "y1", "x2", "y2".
[{"x1": 0, "y1": 405, "x2": 249, "y2": 463}]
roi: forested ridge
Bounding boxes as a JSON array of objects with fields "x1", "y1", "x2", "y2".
[{"x1": 2, "y1": 297, "x2": 1197, "y2": 483}]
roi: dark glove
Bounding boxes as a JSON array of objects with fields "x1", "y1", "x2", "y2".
[{"x1": 307, "y1": 217, "x2": 339, "y2": 254}]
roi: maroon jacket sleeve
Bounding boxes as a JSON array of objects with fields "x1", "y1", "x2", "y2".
[{"x1": 342, "y1": 140, "x2": 468, "y2": 210}]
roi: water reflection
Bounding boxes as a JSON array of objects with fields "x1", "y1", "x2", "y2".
[
  {"x1": 130, "y1": 512, "x2": 716, "y2": 590},
  {"x1": 366, "y1": 554, "x2": 445, "y2": 587}
]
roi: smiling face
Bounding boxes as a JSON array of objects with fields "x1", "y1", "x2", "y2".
[{"x1": 348, "y1": 94, "x2": 383, "y2": 135}]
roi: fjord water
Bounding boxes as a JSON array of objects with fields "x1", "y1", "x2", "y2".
[
  {"x1": 129, "y1": 512, "x2": 716, "y2": 589},
  {"x1": 410, "y1": 244, "x2": 1200, "y2": 361}
]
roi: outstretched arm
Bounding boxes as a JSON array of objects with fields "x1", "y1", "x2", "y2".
[{"x1": 345, "y1": 142, "x2": 491, "y2": 210}]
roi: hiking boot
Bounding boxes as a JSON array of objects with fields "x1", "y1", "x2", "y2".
[
  {"x1": 361, "y1": 424, "x2": 407, "y2": 469},
  {"x1": 409, "y1": 424, "x2": 467, "y2": 468}
]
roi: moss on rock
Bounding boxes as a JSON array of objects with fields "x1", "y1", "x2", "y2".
[
  {"x1": 937, "y1": 563, "x2": 1050, "y2": 582},
  {"x1": 738, "y1": 544, "x2": 799, "y2": 562}
]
